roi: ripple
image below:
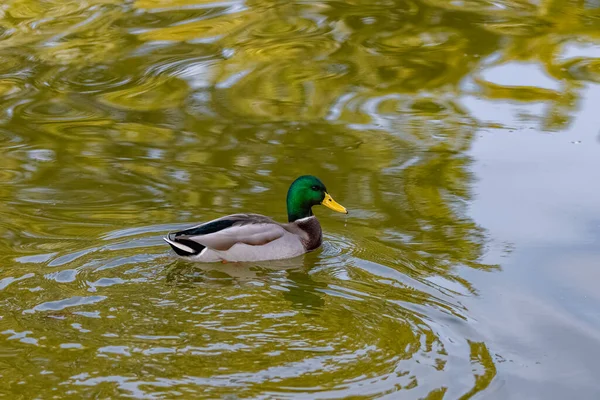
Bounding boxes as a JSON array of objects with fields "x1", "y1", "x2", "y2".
[
  {"x1": 0, "y1": 55, "x2": 28, "y2": 75},
  {"x1": 15, "y1": 252, "x2": 58, "y2": 264},
  {"x1": 60, "y1": 343, "x2": 84, "y2": 349},
  {"x1": 0, "y1": 27, "x2": 16, "y2": 43},
  {"x1": 26, "y1": 295, "x2": 107, "y2": 313},
  {"x1": 133, "y1": 0, "x2": 243, "y2": 13},
  {"x1": 421, "y1": 0, "x2": 536, "y2": 13},
  {"x1": 101, "y1": 223, "x2": 182, "y2": 241},
  {"x1": 239, "y1": 38, "x2": 340, "y2": 61},
  {"x1": 1, "y1": 329, "x2": 39, "y2": 346},
  {"x1": 335, "y1": 0, "x2": 419, "y2": 23},
  {"x1": 98, "y1": 345, "x2": 131, "y2": 357},
  {"x1": 118, "y1": 5, "x2": 224, "y2": 30},
  {"x1": 249, "y1": 17, "x2": 323, "y2": 38},
  {"x1": 36, "y1": 65, "x2": 134, "y2": 94},
  {"x1": 561, "y1": 57, "x2": 600, "y2": 84},
  {"x1": 37, "y1": 38, "x2": 125, "y2": 66},
  {"x1": 315, "y1": 233, "x2": 353, "y2": 268},
  {"x1": 7, "y1": 0, "x2": 87, "y2": 20},
  {"x1": 482, "y1": 16, "x2": 553, "y2": 36},
  {"x1": 213, "y1": 61, "x2": 349, "y2": 120},
  {"x1": 137, "y1": 10, "x2": 251, "y2": 42},
  {"x1": 365, "y1": 28, "x2": 466, "y2": 55},
  {"x1": 14, "y1": 97, "x2": 107, "y2": 124},
  {"x1": 142, "y1": 55, "x2": 216, "y2": 82},
  {"x1": 0, "y1": 168, "x2": 28, "y2": 184},
  {"x1": 0, "y1": 77, "x2": 29, "y2": 98},
  {"x1": 106, "y1": 122, "x2": 176, "y2": 144},
  {"x1": 16, "y1": 187, "x2": 134, "y2": 207},
  {"x1": 0, "y1": 127, "x2": 25, "y2": 146},
  {"x1": 87, "y1": 277, "x2": 127, "y2": 289},
  {"x1": 45, "y1": 269, "x2": 79, "y2": 283},
  {"x1": 1, "y1": 216, "x2": 491, "y2": 398},
  {"x1": 0, "y1": 273, "x2": 34, "y2": 291},
  {"x1": 99, "y1": 76, "x2": 190, "y2": 111},
  {"x1": 10, "y1": 95, "x2": 112, "y2": 138}
]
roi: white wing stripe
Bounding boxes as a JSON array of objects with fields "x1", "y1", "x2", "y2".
[{"x1": 163, "y1": 237, "x2": 195, "y2": 254}]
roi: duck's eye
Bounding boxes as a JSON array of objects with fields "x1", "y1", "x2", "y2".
[{"x1": 311, "y1": 185, "x2": 319, "y2": 191}]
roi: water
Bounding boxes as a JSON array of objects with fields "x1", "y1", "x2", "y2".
[{"x1": 1, "y1": 0, "x2": 600, "y2": 398}]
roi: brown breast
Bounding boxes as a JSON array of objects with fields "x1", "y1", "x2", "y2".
[{"x1": 294, "y1": 217, "x2": 323, "y2": 252}]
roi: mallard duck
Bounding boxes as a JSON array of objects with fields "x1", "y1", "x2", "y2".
[{"x1": 163, "y1": 175, "x2": 348, "y2": 262}]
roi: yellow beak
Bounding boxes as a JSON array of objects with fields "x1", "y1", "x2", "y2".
[{"x1": 321, "y1": 192, "x2": 348, "y2": 214}]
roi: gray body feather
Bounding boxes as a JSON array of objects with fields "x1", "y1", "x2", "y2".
[{"x1": 164, "y1": 214, "x2": 322, "y2": 262}]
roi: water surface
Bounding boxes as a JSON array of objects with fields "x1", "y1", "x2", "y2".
[{"x1": 1, "y1": 0, "x2": 600, "y2": 398}]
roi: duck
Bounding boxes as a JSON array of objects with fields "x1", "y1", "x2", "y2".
[{"x1": 163, "y1": 175, "x2": 348, "y2": 262}]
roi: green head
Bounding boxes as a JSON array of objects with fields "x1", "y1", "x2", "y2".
[{"x1": 286, "y1": 175, "x2": 347, "y2": 222}]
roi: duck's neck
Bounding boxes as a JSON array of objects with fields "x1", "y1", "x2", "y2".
[{"x1": 287, "y1": 202, "x2": 313, "y2": 223}]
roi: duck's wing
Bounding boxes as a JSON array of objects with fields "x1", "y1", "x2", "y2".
[{"x1": 163, "y1": 214, "x2": 286, "y2": 256}]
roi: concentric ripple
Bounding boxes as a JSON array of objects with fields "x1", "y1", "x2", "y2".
[
  {"x1": 248, "y1": 16, "x2": 324, "y2": 38},
  {"x1": 99, "y1": 76, "x2": 190, "y2": 111},
  {"x1": 36, "y1": 65, "x2": 134, "y2": 94},
  {"x1": 0, "y1": 225, "x2": 483, "y2": 398},
  {"x1": 0, "y1": 191, "x2": 493, "y2": 398},
  {"x1": 14, "y1": 97, "x2": 106, "y2": 124}
]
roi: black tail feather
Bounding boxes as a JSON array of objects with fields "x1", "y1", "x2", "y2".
[{"x1": 164, "y1": 236, "x2": 206, "y2": 257}]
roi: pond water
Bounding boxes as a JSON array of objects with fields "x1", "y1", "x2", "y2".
[{"x1": 1, "y1": 0, "x2": 600, "y2": 398}]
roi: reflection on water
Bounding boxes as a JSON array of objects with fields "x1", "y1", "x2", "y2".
[{"x1": 0, "y1": 0, "x2": 598, "y2": 397}]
